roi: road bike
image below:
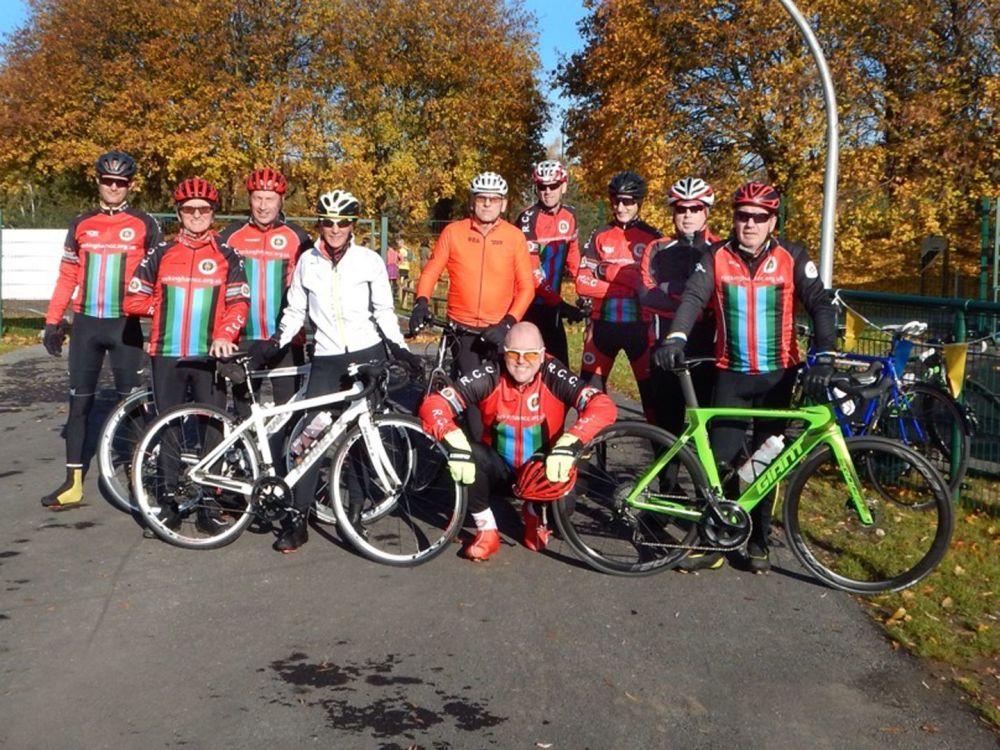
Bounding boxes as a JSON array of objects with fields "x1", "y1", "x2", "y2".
[
  {"x1": 553, "y1": 363, "x2": 954, "y2": 594},
  {"x1": 802, "y1": 320, "x2": 972, "y2": 495},
  {"x1": 97, "y1": 363, "x2": 311, "y2": 513},
  {"x1": 131, "y1": 355, "x2": 466, "y2": 566}
]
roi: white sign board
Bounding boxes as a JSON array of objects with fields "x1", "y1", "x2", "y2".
[{"x1": 1, "y1": 229, "x2": 66, "y2": 300}]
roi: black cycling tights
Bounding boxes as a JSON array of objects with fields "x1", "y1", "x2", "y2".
[{"x1": 65, "y1": 315, "x2": 143, "y2": 465}]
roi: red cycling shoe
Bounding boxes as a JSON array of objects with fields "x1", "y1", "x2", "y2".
[
  {"x1": 522, "y1": 505, "x2": 552, "y2": 552},
  {"x1": 464, "y1": 529, "x2": 500, "y2": 561}
]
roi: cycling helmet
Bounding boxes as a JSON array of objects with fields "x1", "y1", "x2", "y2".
[
  {"x1": 173, "y1": 177, "x2": 219, "y2": 207},
  {"x1": 732, "y1": 181, "x2": 780, "y2": 212},
  {"x1": 532, "y1": 160, "x2": 568, "y2": 186},
  {"x1": 668, "y1": 177, "x2": 715, "y2": 207},
  {"x1": 316, "y1": 189, "x2": 360, "y2": 218},
  {"x1": 95, "y1": 151, "x2": 137, "y2": 178},
  {"x1": 469, "y1": 171, "x2": 508, "y2": 196},
  {"x1": 512, "y1": 457, "x2": 577, "y2": 502},
  {"x1": 607, "y1": 171, "x2": 647, "y2": 199},
  {"x1": 245, "y1": 167, "x2": 287, "y2": 195}
]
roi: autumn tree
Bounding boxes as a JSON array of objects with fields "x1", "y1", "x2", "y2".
[
  {"x1": 557, "y1": 0, "x2": 1000, "y2": 289},
  {"x1": 0, "y1": 0, "x2": 547, "y2": 228}
]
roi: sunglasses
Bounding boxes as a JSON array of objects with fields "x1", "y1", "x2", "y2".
[
  {"x1": 734, "y1": 210, "x2": 773, "y2": 224},
  {"x1": 503, "y1": 348, "x2": 545, "y2": 364},
  {"x1": 99, "y1": 176, "x2": 130, "y2": 188},
  {"x1": 178, "y1": 205, "x2": 213, "y2": 216},
  {"x1": 473, "y1": 195, "x2": 504, "y2": 205},
  {"x1": 537, "y1": 183, "x2": 562, "y2": 192},
  {"x1": 318, "y1": 218, "x2": 355, "y2": 228},
  {"x1": 611, "y1": 196, "x2": 638, "y2": 206},
  {"x1": 673, "y1": 205, "x2": 705, "y2": 215}
]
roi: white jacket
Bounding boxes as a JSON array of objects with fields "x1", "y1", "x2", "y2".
[{"x1": 276, "y1": 239, "x2": 407, "y2": 356}]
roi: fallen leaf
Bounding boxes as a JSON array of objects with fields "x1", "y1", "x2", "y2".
[
  {"x1": 920, "y1": 723, "x2": 940, "y2": 733},
  {"x1": 953, "y1": 565, "x2": 966, "y2": 576}
]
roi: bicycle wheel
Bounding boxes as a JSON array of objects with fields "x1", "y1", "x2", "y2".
[
  {"x1": 97, "y1": 388, "x2": 155, "y2": 513},
  {"x1": 783, "y1": 436, "x2": 954, "y2": 594},
  {"x1": 328, "y1": 413, "x2": 466, "y2": 566},
  {"x1": 133, "y1": 403, "x2": 260, "y2": 549},
  {"x1": 873, "y1": 383, "x2": 969, "y2": 496},
  {"x1": 552, "y1": 421, "x2": 704, "y2": 576}
]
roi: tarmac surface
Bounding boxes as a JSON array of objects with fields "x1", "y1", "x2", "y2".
[{"x1": 0, "y1": 344, "x2": 997, "y2": 749}]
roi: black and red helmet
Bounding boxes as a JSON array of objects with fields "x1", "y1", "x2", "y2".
[
  {"x1": 245, "y1": 167, "x2": 287, "y2": 195},
  {"x1": 607, "y1": 171, "x2": 647, "y2": 199},
  {"x1": 512, "y1": 457, "x2": 577, "y2": 502},
  {"x1": 732, "y1": 181, "x2": 780, "y2": 212},
  {"x1": 173, "y1": 177, "x2": 220, "y2": 207}
]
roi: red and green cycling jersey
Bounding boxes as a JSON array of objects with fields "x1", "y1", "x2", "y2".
[
  {"x1": 515, "y1": 203, "x2": 581, "y2": 307},
  {"x1": 217, "y1": 219, "x2": 312, "y2": 341},
  {"x1": 419, "y1": 357, "x2": 617, "y2": 469},
  {"x1": 46, "y1": 206, "x2": 161, "y2": 325},
  {"x1": 124, "y1": 233, "x2": 249, "y2": 357},
  {"x1": 576, "y1": 220, "x2": 661, "y2": 323},
  {"x1": 670, "y1": 237, "x2": 836, "y2": 374}
]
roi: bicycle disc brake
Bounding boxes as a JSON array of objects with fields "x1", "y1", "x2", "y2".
[
  {"x1": 699, "y1": 500, "x2": 751, "y2": 550},
  {"x1": 251, "y1": 477, "x2": 293, "y2": 521}
]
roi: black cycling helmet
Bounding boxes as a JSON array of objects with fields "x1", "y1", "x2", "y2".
[
  {"x1": 607, "y1": 171, "x2": 647, "y2": 199},
  {"x1": 95, "y1": 151, "x2": 137, "y2": 179}
]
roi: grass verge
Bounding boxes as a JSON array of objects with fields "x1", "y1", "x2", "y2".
[{"x1": 0, "y1": 317, "x2": 45, "y2": 356}]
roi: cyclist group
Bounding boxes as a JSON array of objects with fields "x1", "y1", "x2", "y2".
[{"x1": 41, "y1": 151, "x2": 836, "y2": 570}]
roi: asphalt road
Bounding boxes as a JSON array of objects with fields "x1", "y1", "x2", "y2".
[{"x1": 0, "y1": 345, "x2": 996, "y2": 749}]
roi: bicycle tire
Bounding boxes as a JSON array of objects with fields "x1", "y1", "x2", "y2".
[
  {"x1": 783, "y1": 435, "x2": 954, "y2": 594},
  {"x1": 329, "y1": 413, "x2": 467, "y2": 566},
  {"x1": 133, "y1": 403, "x2": 260, "y2": 550},
  {"x1": 552, "y1": 421, "x2": 704, "y2": 576},
  {"x1": 872, "y1": 383, "x2": 969, "y2": 496},
  {"x1": 97, "y1": 388, "x2": 155, "y2": 513}
]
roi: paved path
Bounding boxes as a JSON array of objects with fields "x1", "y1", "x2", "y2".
[{"x1": 0, "y1": 345, "x2": 996, "y2": 749}]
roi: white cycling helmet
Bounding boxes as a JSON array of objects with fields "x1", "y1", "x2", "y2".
[
  {"x1": 469, "y1": 171, "x2": 508, "y2": 196},
  {"x1": 316, "y1": 189, "x2": 360, "y2": 218},
  {"x1": 532, "y1": 160, "x2": 568, "y2": 186},
  {"x1": 667, "y1": 177, "x2": 715, "y2": 207}
]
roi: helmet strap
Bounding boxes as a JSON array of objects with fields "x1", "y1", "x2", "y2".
[{"x1": 99, "y1": 199, "x2": 129, "y2": 214}]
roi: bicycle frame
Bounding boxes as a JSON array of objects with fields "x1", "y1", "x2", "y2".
[
  {"x1": 625, "y1": 402, "x2": 874, "y2": 526},
  {"x1": 183, "y1": 368, "x2": 400, "y2": 498}
]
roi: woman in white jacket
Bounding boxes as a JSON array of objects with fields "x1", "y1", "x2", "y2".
[{"x1": 251, "y1": 189, "x2": 417, "y2": 553}]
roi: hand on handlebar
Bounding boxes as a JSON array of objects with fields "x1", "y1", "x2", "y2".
[
  {"x1": 558, "y1": 300, "x2": 586, "y2": 323},
  {"x1": 480, "y1": 315, "x2": 516, "y2": 348},
  {"x1": 802, "y1": 353, "x2": 836, "y2": 401},
  {"x1": 409, "y1": 297, "x2": 433, "y2": 336},
  {"x1": 248, "y1": 336, "x2": 281, "y2": 368}
]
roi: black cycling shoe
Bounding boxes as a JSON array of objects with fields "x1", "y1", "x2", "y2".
[
  {"x1": 274, "y1": 518, "x2": 308, "y2": 553},
  {"x1": 196, "y1": 503, "x2": 231, "y2": 536},
  {"x1": 746, "y1": 542, "x2": 771, "y2": 574},
  {"x1": 144, "y1": 497, "x2": 182, "y2": 538},
  {"x1": 345, "y1": 504, "x2": 367, "y2": 539}
]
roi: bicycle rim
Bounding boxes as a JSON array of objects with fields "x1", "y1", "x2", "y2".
[
  {"x1": 783, "y1": 436, "x2": 954, "y2": 594},
  {"x1": 330, "y1": 414, "x2": 466, "y2": 566},
  {"x1": 552, "y1": 421, "x2": 703, "y2": 576},
  {"x1": 133, "y1": 404, "x2": 259, "y2": 550},
  {"x1": 97, "y1": 389, "x2": 155, "y2": 513}
]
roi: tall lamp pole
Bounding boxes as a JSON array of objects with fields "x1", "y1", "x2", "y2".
[{"x1": 775, "y1": 0, "x2": 839, "y2": 288}]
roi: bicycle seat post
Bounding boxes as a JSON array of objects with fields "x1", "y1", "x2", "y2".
[{"x1": 678, "y1": 367, "x2": 700, "y2": 409}]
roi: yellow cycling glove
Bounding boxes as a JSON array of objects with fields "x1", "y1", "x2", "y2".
[
  {"x1": 545, "y1": 434, "x2": 580, "y2": 482},
  {"x1": 443, "y1": 430, "x2": 476, "y2": 485}
]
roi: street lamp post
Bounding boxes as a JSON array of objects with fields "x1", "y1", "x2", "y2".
[{"x1": 775, "y1": 0, "x2": 839, "y2": 288}]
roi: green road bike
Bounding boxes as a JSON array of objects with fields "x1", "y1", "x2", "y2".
[{"x1": 553, "y1": 363, "x2": 954, "y2": 594}]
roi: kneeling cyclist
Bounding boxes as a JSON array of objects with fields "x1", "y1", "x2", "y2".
[{"x1": 418, "y1": 322, "x2": 617, "y2": 561}]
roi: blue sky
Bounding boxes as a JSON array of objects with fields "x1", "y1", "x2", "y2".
[{"x1": 0, "y1": 0, "x2": 586, "y2": 144}]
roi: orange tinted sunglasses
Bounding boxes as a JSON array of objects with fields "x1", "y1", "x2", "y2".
[{"x1": 504, "y1": 348, "x2": 545, "y2": 364}]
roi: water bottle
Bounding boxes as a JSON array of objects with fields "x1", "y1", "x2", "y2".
[
  {"x1": 290, "y1": 412, "x2": 333, "y2": 457},
  {"x1": 737, "y1": 435, "x2": 786, "y2": 483},
  {"x1": 831, "y1": 386, "x2": 856, "y2": 416}
]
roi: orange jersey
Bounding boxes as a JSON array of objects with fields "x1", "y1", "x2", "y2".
[{"x1": 415, "y1": 217, "x2": 534, "y2": 328}]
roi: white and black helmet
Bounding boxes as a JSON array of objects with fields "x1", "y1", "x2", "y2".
[
  {"x1": 532, "y1": 160, "x2": 568, "y2": 186},
  {"x1": 316, "y1": 189, "x2": 360, "y2": 218},
  {"x1": 469, "y1": 171, "x2": 508, "y2": 196},
  {"x1": 668, "y1": 177, "x2": 715, "y2": 207}
]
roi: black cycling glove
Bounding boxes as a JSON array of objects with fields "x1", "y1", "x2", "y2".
[
  {"x1": 43, "y1": 321, "x2": 67, "y2": 357},
  {"x1": 409, "y1": 297, "x2": 432, "y2": 336},
  {"x1": 558, "y1": 300, "x2": 585, "y2": 323},
  {"x1": 653, "y1": 337, "x2": 687, "y2": 371},
  {"x1": 802, "y1": 353, "x2": 836, "y2": 401},
  {"x1": 481, "y1": 315, "x2": 516, "y2": 348}
]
